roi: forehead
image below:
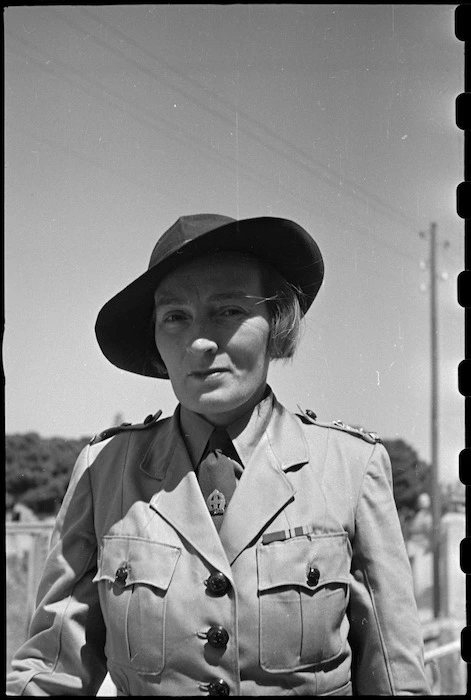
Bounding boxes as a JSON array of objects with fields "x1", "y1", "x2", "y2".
[{"x1": 154, "y1": 252, "x2": 264, "y2": 300}]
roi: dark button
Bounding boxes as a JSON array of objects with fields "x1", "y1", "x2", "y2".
[
  {"x1": 307, "y1": 566, "x2": 320, "y2": 587},
  {"x1": 207, "y1": 679, "x2": 230, "y2": 696},
  {"x1": 207, "y1": 626, "x2": 229, "y2": 648},
  {"x1": 206, "y1": 572, "x2": 230, "y2": 596},
  {"x1": 115, "y1": 563, "x2": 129, "y2": 586}
]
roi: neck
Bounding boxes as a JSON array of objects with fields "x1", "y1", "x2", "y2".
[{"x1": 200, "y1": 382, "x2": 269, "y2": 429}]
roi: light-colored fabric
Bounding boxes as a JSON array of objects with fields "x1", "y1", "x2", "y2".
[{"x1": 7, "y1": 394, "x2": 430, "y2": 696}]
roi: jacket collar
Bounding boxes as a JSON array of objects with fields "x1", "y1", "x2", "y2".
[
  {"x1": 178, "y1": 387, "x2": 275, "y2": 468},
  {"x1": 139, "y1": 396, "x2": 323, "y2": 568},
  {"x1": 139, "y1": 394, "x2": 308, "y2": 480}
]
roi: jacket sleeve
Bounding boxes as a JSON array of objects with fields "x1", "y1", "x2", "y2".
[
  {"x1": 7, "y1": 445, "x2": 107, "y2": 696},
  {"x1": 348, "y1": 442, "x2": 431, "y2": 695}
]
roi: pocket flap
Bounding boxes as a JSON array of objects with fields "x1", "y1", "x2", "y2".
[
  {"x1": 258, "y1": 532, "x2": 350, "y2": 592},
  {"x1": 93, "y1": 536, "x2": 180, "y2": 590}
]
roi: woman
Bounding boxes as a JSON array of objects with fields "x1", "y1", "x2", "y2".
[{"x1": 7, "y1": 214, "x2": 430, "y2": 695}]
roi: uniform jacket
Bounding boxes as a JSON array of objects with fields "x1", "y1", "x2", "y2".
[{"x1": 8, "y1": 396, "x2": 430, "y2": 696}]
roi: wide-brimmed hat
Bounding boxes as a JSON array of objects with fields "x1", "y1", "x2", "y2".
[{"x1": 95, "y1": 213, "x2": 324, "y2": 378}]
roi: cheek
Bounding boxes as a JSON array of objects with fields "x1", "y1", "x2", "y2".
[
  {"x1": 154, "y1": 331, "x2": 177, "y2": 365},
  {"x1": 229, "y1": 322, "x2": 271, "y2": 368}
]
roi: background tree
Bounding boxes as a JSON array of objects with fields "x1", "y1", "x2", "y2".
[
  {"x1": 6, "y1": 433, "x2": 90, "y2": 517},
  {"x1": 383, "y1": 438, "x2": 432, "y2": 540}
]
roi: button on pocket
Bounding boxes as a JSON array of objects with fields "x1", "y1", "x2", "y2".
[
  {"x1": 306, "y1": 566, "x2": 320, "y2": 587},
  {"x1": 93, "y1": 536, "x2": 180, "y2": 675},
  {"x1": 257, "y1": 532, "x2": 350, "y2": 672},
  {"x1": 114, "y1": 563, "x2": 130, "y2": 586}
]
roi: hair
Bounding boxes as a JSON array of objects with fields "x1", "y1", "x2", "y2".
[
  {"x1": 144, "y1": 254, "x2": 306, "y2": 376},
  {"x1": 259, "y1": 261, "x2": 305, "y2": 361}
]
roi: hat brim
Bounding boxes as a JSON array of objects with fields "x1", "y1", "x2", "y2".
[{"x1": 95, "y1": 217, "x2": 324, "y2": 378}]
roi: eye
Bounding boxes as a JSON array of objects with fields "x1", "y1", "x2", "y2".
[
  {"x1": 161, "y1": 311, "x2": 189, "y2": 324},
  {"x1": 219, "y1": 307, "x2": 247, "y2": 318}
]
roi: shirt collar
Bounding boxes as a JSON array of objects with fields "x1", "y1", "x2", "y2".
[{"x1": 178, "y1": 386, "x2": 275, "y2": 468}]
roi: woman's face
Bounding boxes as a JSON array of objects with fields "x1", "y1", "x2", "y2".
[{"x1": 154, "y1": 253, "x2": 271, "y2": 426}]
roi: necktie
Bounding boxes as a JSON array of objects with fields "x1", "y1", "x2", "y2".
[{"x1": 198, "y1": 429, "x2": 240, "y2": 531}]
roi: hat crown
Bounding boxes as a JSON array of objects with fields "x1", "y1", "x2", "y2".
[
  {"x1": 96, "y1": 214, "x2": 324, "y2": 379},
  {"x1": 148, "y1": 214, "x2": 237, "y2": 270}
]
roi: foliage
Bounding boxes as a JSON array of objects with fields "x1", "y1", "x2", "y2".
[
  {"x1": 5, "y1": 433, "x2": 90, "y2": 516},
  {"x1": 383, "y1": 438, "x2": 432, "y2": 539}
]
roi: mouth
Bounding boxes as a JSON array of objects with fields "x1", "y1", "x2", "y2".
[{"x1": 189, "y1": 368, "x2": 230, "y2": 379}]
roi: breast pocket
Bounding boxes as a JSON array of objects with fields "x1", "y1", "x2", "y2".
[
  {"x1": 257, "y1": 532, "x2": 350, "y2": 672},
  {"x1": 93, "y1": 536, "x2": 180, "y2": 675}
]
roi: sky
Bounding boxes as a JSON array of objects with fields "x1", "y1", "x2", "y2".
[{"x1": 4, "y1": 4, "x2": 463, "y2": 485}]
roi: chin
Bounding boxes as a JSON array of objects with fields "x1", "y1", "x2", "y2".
[
  {"x1": 190, "y1": 387, "x2": 247, "y2": 414},
  {"x1": 193, "y1": 393, "x2": 240, "y2": 412}
]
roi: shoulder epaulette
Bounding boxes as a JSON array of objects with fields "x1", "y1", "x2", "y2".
[
  {"x1": 296, "y1": 406, "x2": 382, "y2": 445},
  {"x1": 89, "y1": 410, "x2": 162, "y2": 445}
]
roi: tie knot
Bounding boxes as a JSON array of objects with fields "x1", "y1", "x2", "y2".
[{"x1": 208, "y1": 428, "x2": 232, "y2": 454}]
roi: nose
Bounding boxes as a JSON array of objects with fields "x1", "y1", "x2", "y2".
[{"x1": 187, "y1": 335, "x2": 218, "y2": 356}]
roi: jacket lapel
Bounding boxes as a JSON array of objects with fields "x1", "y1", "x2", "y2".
[
  {"x1": 140, "y1": 412, "x2": 232, "y2": 578},
  {"x1": 138, "y1": 400, "x2": 328, "y2": 571},
  {"x1": 219, "y1": 400, "x2": 327, "y2": 564}
]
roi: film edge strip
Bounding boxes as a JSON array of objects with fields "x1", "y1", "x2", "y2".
[{"x1": 455, "y1": 2, "x2": 471, "y2": 680}]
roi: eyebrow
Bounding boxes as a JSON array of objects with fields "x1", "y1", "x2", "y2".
[
  {"x1": 209, "y1": 291, "x2": 259, "y2": 302},
  {"x1": 154, "y1": 291, "x2": 261, "y2": 308},
  {"x1": 154, "y1": 295, "x2": 187, "y2": 309}
]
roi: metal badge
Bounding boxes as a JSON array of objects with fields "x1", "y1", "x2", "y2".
[{"x1": 207, "y1": 489, "x2": 226, "y2": 516}]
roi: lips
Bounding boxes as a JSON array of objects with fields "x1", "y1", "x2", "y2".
[{"x1": 189, "y1": 368, "x2": 229, "y2": 378}]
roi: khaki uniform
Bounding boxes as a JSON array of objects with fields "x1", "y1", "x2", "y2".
[{"x1": 7, "y1": 397, "x2": 430, "y2": 696}]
